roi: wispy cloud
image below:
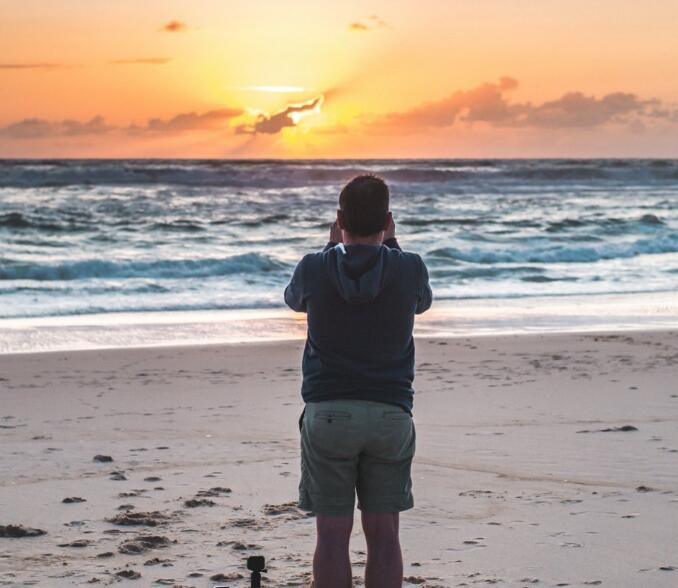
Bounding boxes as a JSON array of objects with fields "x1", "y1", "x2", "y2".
[
  {"x1": 349, "y1": 15, "x2": 388, "y2": 32},
  {"x1": 111, "y1": 58, "x2": 172, "y2": 66},
  {"x1": 369, "y1": 78, "x2": 678, "y2": 131},
  {"x1": 0, "y1": 109, "x2": 244, "y2": 140},
  {"x1": 236, "y1": 97, "x2": 323, "y2": 135},
  {"x1": 348, "y1": 22, "x2": 370, "y2": 32},
  {"x1": 161, "y1": 20, "x2": 187, "y2": 33},
  {"x1": 0, "y1": 116, "x2": 111, "y2": 139},
  {"x1": 0, "y1": 63, "x2": 65, "y2": 70}
]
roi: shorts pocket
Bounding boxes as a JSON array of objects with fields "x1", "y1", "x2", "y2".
[
  {"x1": 308, "y1": 409, "x2": 352, "y2": 455},
  {"x1": 314, "y1": 409, "x2": 352, "y2": 422}
]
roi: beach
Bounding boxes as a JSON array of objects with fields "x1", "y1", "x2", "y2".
[
  {"x1": 2, "y1": 330, "x2": 677, "y2": 587},
  {"x1": 3, "y1": 0, "x2": 678, "y2": 584}
]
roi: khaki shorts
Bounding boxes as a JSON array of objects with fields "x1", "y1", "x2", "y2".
[{"x1": 298, "y1": 399, "x2": 416, "y2": 517}]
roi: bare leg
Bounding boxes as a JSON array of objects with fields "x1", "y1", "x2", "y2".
[
  {"x1": 313, "y1": 514, "x2": 354, "y2": 588},
  {"x1": 361, "y1": 511, "x2": 403, "y2": 588}
]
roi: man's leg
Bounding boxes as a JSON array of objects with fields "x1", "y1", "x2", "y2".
[
  {"x1": 313, "y1": 514, "x2": 354, "y2": 588},
  {"x1": 361, "y1": 511, "x2": 402, "y2": 588}
]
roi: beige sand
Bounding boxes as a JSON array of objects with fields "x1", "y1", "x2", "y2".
[{"x1": 1, "y1": 330, "x2": 677, "y2": 587}]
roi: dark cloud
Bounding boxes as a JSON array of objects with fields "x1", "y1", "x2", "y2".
[
  {"x1": 370, "y1": 78, "x2": 677, "y2": 131},
  {"x1": 0, "y1": 109, "x2": 243, "y2": 140},
  {"x1": 349, "y1": 15, "x2": 387, "y2": 32},
  {"x1": 236, "y1": 97, "x2": 322, "y2": 135},
  {"x1": 161, "y1": 20, "x2": 187, "y2": 33},
  {"x1": 0, "y1": 63, "x2": 64, "y2": 70},
  {"x1": 111, "y1": 58, "x2": 172, "y2": 65}
]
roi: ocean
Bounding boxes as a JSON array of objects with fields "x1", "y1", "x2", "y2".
[{"x1": 1, "y1": 159, "x2": 677, "y2": 352}]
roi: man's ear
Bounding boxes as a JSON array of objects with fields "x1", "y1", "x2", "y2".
[{"x1": 383, "y1": 211, "x2": 392, "y2": 230}]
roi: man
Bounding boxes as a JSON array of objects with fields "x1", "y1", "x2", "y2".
[{"x1": 284, "y1": 174, "x2": 433, "y2": 588}]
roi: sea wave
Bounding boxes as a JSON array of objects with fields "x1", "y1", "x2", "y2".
[
  {"x1": 425, "y1": 234, "x2": 678, "y2": 264},
  {"x1": 1, "y1": 159, "x2": 677, "y2": 320},
  {"x1": 0, "y1": 253, "x2": 291, "y2": 281},
  {"x1": 0, "y1": 212, "x2": 91, "y2": 232},
  {"x1": 1, "y1": 159, "x2": 678, "y2": 188}
]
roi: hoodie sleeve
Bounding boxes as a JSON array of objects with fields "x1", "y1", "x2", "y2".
[
  {"x1": 284, "y1": 255, "x2": 309, "y2": 312},
  {"x1": 415, "y1": 256, "x2": 433, "y2": 314},
  {"x1": 383, "y1": 237, "x2": 402, "y2": 251}
]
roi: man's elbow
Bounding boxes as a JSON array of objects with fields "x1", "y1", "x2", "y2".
[
  {"x1": 415, "y1": 289, "x2": 433, "y2": 314},
  {"x1": 284, "y1": 285, "x2": 306, "y2": 313}
]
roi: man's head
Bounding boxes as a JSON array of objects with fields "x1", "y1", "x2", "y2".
[{"x1": 337, "y1": 174, "x2": 390, "y2": 237}]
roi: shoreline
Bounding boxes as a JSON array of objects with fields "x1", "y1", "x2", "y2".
[
  {"x1": 0, "y1": 326, "x2": 677, "y2": 359},
  {"x1": 1, "y1": 290, "x2": 676, "y2": 355}
]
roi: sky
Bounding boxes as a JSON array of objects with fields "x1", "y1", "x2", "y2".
[{"x1": 1, "y1": 0, "x2": 678, "y2": 158}]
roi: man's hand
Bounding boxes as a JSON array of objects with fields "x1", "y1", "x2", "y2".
[
  {"x1": 329, "y1": 220, "x2": 343, "y2": 244},
  {"x1": 383, "y1": 212, "x2": 396, "y2": 241}
]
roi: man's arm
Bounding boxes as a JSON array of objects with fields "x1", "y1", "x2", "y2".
[
  {"x1": 287, "y1": 221, "x2": 341, "y2": 310},
  {"x1": 324, "y1": 220, "x2": 343, "y2": 251},
  {"x1": 415, "y1": 257, "x2": 433, "y2": 314},
  {"x1": 382, "y1": 212, "x2": 402, "y2": 250},
  {"x1": 284, "y1": 256, "x2": 308, "y2": 313}
]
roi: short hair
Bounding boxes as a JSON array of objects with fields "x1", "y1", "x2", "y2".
[{"x1": 338, "y1": 174, "x2": 389, "y2": 236}]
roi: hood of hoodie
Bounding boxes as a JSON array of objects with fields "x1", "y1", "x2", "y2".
[{"x1": 323, "y1": 243, "x2": 401, "y2": 304}]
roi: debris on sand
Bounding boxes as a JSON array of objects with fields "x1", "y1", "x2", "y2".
[
  {"x1": 62, "y1": 496, "x2": 86, "y2": 503},
  {"x1": 216, "y1": 540, "x2": 261, "y2": 551},
  {"x1": 262, "y1": 501, "x2": 314, "y2": 519},
  {"x1": 196, "y1": 487, "x2": 231, "y2": 497},
  {"x1": 58, "y1": 539, "x2": 91, "y2": 548},
  {"x1": 576, "y1": 425, "x2": 638, "y2": 433},
  {"x1": 143, "y1": 557, "x2": 172, "y2": 566},
  {"x1": 210, "y1": 572, "x2": 245, "y2": 582},
  {"x1": 118, "y1": 535, "x2": 173, "y2": 555},
  {"x1": 183, "y1": 498, "x2": 216, "y2": 508},
  {"x1": 106, "y1": 511, "x2": 170, "y2": 527},
  {"x1": 220, "y1": 517, "x2": 271, "y2": 531},
  {"x1": 0, "y1": 524, "x2": 47, "y2": 538},
  {"x1": 115, "y1": 569, "x2": 141, "y2": 579},
  {"x1": 93, "y1": 454, "x2": 113, "y2": 463}
]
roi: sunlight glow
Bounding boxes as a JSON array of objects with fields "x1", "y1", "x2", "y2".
[{"x1": 233, "y1": 85, "x2": 313, "y2": 93}]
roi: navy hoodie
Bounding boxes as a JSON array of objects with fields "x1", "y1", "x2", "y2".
[{"x1": 284, "y1": 238, "x2": 432, "y2": 413}]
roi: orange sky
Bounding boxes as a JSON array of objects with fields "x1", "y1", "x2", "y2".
[{"x1": 1, "y1": 0, "x2": 677, "y2": 158}]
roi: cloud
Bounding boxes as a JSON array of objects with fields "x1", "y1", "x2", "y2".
[
  {"x1": 0, "y1": 116, "x2": 111, "y2": 139},
  {"x1": 517, "y1": 92, "x2": 658, "y2": 128},
  {"x1": 349, "y1": 15, "x2": 387, "y2": 32},
  {"x1": 0, "y1": 109, "x2": 244, "y2": 140},
  {"x1": 236, "y1": 97, "x2": 323, "y2": 135},
  {"x1": 111, "y1": 58, "x2": 172, "y2": 65},
  {"x1": 369, "y1": 78, "x2": 677, "y2": 132},
  {"x1": 0, "y1": 63, "x2": 65, "y2": 70},
  {"x1": 161, "y1": 20, "x2": 187, "y2": 33},
  {"x1": 130, "y1": 108, "x2": 244, "y2": 134},
  {"x1": 348, "y1": 22, "x2": 370, "y2": 32}
]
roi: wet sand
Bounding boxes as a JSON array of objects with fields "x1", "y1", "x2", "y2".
[{"x1": 1, "y1": 331, "x2": 677, "y2": 586}]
